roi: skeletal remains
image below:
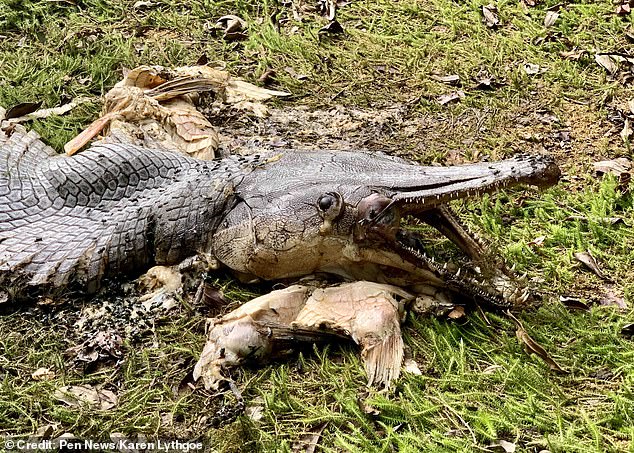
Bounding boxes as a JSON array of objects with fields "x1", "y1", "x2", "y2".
[{"x1": 0, "y1": 66, "x2": 560, "y2": 390}]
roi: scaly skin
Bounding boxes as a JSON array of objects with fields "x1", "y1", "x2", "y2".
[
  {"x1": 0, "y1": 126, "x2": 560, "y2": 303},
  {"x1": 0, "y1": 127, "x2": 257, "y2": 295}
]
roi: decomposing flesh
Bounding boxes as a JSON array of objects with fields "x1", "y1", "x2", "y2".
[{"x1": 0, "y1": 125, "x2": 560, "y2": 386}]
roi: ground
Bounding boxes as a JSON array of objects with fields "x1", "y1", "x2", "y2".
[{"x1": 1, "y1": 0, "x2": 634, "y2": 452}]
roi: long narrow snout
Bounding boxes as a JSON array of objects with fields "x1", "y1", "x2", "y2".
[{"x1": 376, "y1": 154, "x2": 560, "y2": 212}]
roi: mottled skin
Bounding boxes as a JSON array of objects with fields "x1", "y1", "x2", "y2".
[{"x1": 0, "y1": 127, "x2": 560, "y2": 302}]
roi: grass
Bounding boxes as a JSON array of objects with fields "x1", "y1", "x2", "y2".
[{"x1": 1, "y1": 0, "x2": 634, "y2": 451}]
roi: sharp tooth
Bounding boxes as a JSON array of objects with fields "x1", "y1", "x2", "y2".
[
  {"x1": 455, "y1": 267, "x2": 461, "y2": 277},
  {"x1": 510, "y1": 264, "x2": 516, "y2": 271},
  {"x1": 443, "y1": 263, "x2": 447, "y2": 270}
]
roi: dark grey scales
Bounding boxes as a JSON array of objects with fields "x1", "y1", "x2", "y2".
[{"x1": 0, "y1": 126, "x2": 560, "y2": 307}]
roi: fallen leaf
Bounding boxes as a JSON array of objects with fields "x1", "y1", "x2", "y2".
[
  {"x1": 317, "y1": 0, "x2": 337, "y2": 21},
  {"x1": 621, "y1": 118, "x2": 633, "y2": 142},
  {"x1": 527, "y1": 235, "x2": 546, "y2": 247},
  {"x1": 573, "y1": 251, "x2": 606, "y2": 279},
  {"x1": 482, "y1": 4, "x2": 500, "y2": 28},
  {"x1": 473, "y1": 70, "x2": 505, "y2": 90},
  {"x1": 437, "y1": 91, "x2": 465, "y2": 105},
  {"x1": 403, "y1": 358, "x2": 423, "y2": 375},
  {"x1": 616, "y1": 3, "x2": 631, "y2": 15},
  {"x1": 194, "y1": 279, "x2": 227, "y2": 315},
  {"x1": 31, "y1": 424, "x2": 57, "y2": 439},
  {"x1": 66, "y1": 330, "x2": 124, "y2": 365},
  {"x1": 559, "y1": 295, "x2": 590, "y2": 311},
  {"x1": 523, "y1": 63, "x2": 543, "y2": 75},
  {"x1": 5, "y1": 101, "x2": 42, "y2": 119},
  {"x1": 489, "y1": 440, "x2": 516, "y2": 453},
  {"x1": 217, "y1": 14, "x2": 248, "y2": 41},
  {"x1": 447, "y1": 306, "x2": 465, "y2": 319},
  {"x1": 544, "y1": 11, "x2": 559, "y2": 27},
  {"x1": 593, "y1": 157, "x2": 632, "y2": 176},
  {"x1": 600, "y1": 285, "x2": 627, "y2": 310},
  {"x1": 507, "y1": 312, "x2": 568, "y2": 373},
  {"x1": 357, "y1": 395, "x2": 379, "y2": 416},
  {"x1": 54, "y1": 385, "x2": 117, "y2": 410},
  {"x1": 32, "y1": 367, "x2": 55, "y2": 381},
  {"x1": 258, "y1": 69, "x2": 276, "y2": 85},
  {"x1": 133, "y1": 0, "x2": 157, "y2": 9},
  {"x1": 621, "y1": 323, "x2": 634, "y2": 338},
  {"x1": 285, "y1": 67, "x2": 309, "y2": 81},
  {"x1": 595, "y1": 54, "x2": 619, "y2": 74},
  {"x1": 318, "y1": 20, "x2": 345, "y2": 36},
  {"x1": 483, "y1": 364, "x2": 504, "y2": 374},
  {"x1": 245, "y1": 404, "x2": 264, "y2": 422},
  {"x1": 430, "y1": 74, "x2": 460, "y2": 85},
  {"x1": 292, "y1": 422, "x2": 328, "y2": 453},
  {"x1": 564, "y1": 215, "x2": 626, "y2": 226},
  {"x1": 559, "y1": 49, "x2": 586, "y2": 61}
]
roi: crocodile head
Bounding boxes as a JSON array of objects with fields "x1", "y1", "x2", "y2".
[{"x1": 212, "y1": 150, "x2": 560, "y2": 303}]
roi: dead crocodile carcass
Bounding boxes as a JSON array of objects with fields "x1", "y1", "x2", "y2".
[{"x1": 0, "y1": 121, "x2": 560, "y2": 387}]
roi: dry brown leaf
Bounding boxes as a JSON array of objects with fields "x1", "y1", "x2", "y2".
[
  {"x1": 527, "y1": 235, "x2": 546, "y2": 247},
  {"x1": 430, "y1": 74, "x2": 461, "y2": 85},
  {"x1": 593, "y1": 157, "x2": 632, "y2": 176},
  {"x1": 573, "y1": 251, "x2": 607, "y2": 280},
  {"x1": 559, "y1": 49, "x2": 586, "y2": 61},
  {"x1": 54, "y1": 385, "x2": 117, "y2": 410},
  {"x1": 133, "y1": 0, "x2": 157, "y2": 9},
  {"x1": 318, "y1": 20, "x2": 345, "y2": 36},
  {"x1": 559, "y1": 295, "x2": 590, "y2": 311},
  {"x1": 217, "y1": 15, "x2": 248, "y2": 41},
  {"x1": 403, "y1": 358, "x2": 423, "y2": 375},
  {"x1": 544, "y1": 11, "x2": 559, "y2": 27},
  {"x1": 447, "y1": 306, "x2": 465, "y2": 319},
  {"x1": 291, "y1": 423, "x2": 328, "y2": 453},
  {"x1": 437, "y1": 91, "x2": 465, "y2": 105},
  {"x1": 5, "y1": 101, "x2": 42, "y2": 119},
  {"x1": 4, "y1": 100, "x2": 85, "y2": 124},
  {"x1": 523, "y1": 63, "x2": 543, "y2": 75},
  {"x1": 32, "y1": 367, "x2": 55, "y2": 381},
  {"x1": 621, "y1": 118, "x2": 633, "y2": 142},
  {"x1": 600, "y1": 285, "x2": 627, "y2": 310},
  {"x1": 482, "y1": 4, "x2": 500, "y2": 28},
  {"x1": 357, "y1": 396, "x2": 380, "y2": 416},
  {"x1": 245, "y1": 401, "x2": 264, "y2": 422},
  {"x1": 32, "y1": 424, "x2": 57, "y2": 439},
  {"x1": 473, "y1": 70, "x2": 505, "y2": 90},
  {"x1": 564, "y1": 215, "x2": 626, "y2": 226},
  {"x1": 483, "y1": 364, "x2": 504, "y2": 374},
  {"x1": 595, "y1": 54, "x2": 619, "y2": 74},
  {"x1": 489, "y1": 440, "x2": 517, "y2": 453},
  {"x1": 508, "y1": 312, "x2": 568, "y2": 373}
]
